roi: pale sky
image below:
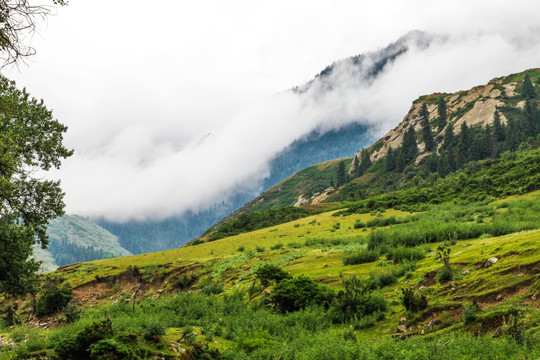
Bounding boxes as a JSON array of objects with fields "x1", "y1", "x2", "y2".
[{"x1": 6, "y1": 0, "x2": 540, "y2": 221}]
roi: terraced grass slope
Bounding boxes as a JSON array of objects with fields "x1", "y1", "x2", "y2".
[{"x1": 4, "y1": 188, "x2": 534, "y2": 358}]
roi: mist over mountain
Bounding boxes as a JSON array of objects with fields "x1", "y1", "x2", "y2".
[{"x1": 95, "y1": 33, "x2": 434, "y2": 253}]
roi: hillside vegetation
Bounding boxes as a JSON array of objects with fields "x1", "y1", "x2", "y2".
[
  {"x1": 0, "y1": 146, "x2": 539, "y2": 358},
  {"x1": 1, "y1": 69, "x2": 540, "y2": 359}
]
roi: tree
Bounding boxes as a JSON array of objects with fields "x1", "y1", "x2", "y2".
[
  {"x1": 521, "y1": 73, "x2": 536, "y2": 99},
  {"x1": 493, "y1": 111, "x2": 505, "y2": 142},
  {"x1": 441, "y1": 122, "x2": 456, "y2": 151},
  {"x1": 336, "y1": 161, "x2": 346, "y2": 187},
  {"x1": 385, "y1": 147, "x2": 396, "y2": 172},
  {"x1": 402, "y1": 126, "x2": 418, "y2": 163},
  {"x1": 0, "y1": 0, "x2": 67, "y2": 67},
  {"x1": 437, "y1": 96, "x2": 447, "y2": 132},
  {"x1": 0, "y1": 77, "x2": 72, "y2": 296},
  {"x1": 352, "y1": 155, "x2": 360, "y2": 178},
  {"x1": 357, "y1": 148, "x2": 372, "y2": 175},
  {"x1": 420, "y1": 103, "x2": 435, "y2": 151},
  {"x1": 457, "y1": 122, "x2": 471, "y2": 167}
]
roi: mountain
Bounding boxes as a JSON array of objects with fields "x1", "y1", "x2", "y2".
[
  {"x1": 33, "y1": 215, "x2": 132, "y2": 272},
  {"x1": 5, "y1": 67, "x2": 540, "y2": 358},
  {"x1": 96, "y1": 32, "x2": 434, "y2": 254},
  {"x1": 219, "y1": 68, "x2": 540, "y2": 217}
]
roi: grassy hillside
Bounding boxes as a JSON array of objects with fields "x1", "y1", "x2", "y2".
[{"x1": 1, "y1": 176, "x2": 538, "y2": 358}]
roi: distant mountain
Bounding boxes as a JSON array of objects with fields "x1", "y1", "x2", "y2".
[
  {"x1": 34, "y1": 215, "x2": 132, "y2": 272},
  {"x1": 97, "y1": 122, "x2": 375, "y2": 254},
  {"x1": 97, "y1": 31, "x2": 436, "y2": 254}
]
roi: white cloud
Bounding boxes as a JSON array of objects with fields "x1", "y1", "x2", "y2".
[{"x1": 6, "y1": 0, "x2": 540, "y2": 221}]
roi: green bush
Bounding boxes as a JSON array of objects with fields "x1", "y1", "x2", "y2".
[
  {"x1": 270, "y1": 243, "x2": 284, "y2": 250},
  {"x1": 437, "y1": 266, "x2": 454, "y2": 283},
  {"x1": 170, "y1": 273, "x2": 197, "y2": 291},
  {"x1": 256, "y1": 245, "x2": 266, "y2": 253},
  {"x1": 270, "y1": 276, "x2": 335, "y2": 313},
  {"x1": 143, "y1": 321, "x2": 166, "y2": 342},
  {"x1": 201, "y1": 283, "x2": 224, "y2": 295},
  {"x1": 400, "y1": 287, "x2": 428, "y2": 312},
  {"x1": 386, "y1": 246, "x2": 425, "y2": 263},
  {"x1": 36, "y1": 284, "x2": 73, "y2": 317},
  {"x1": 237, "y1": 245, "x2": 245, "y2": 252},
  {"x1": 343, "y1": 249, "x2": 379, "y2": 265},
  {"x1": 463, "y1": 303, "x2": 478, "y2": 324}
]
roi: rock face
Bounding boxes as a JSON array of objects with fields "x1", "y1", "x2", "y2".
[{"x1": 353, "y1": 70, "x2": 537, "y2": 165}]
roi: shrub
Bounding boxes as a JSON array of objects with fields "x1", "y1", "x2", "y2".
[
  {"x1": 343, "y1": 249, "x2": 379, "y2": 265},
  {"x1": 437, "y1": 266, "x2": 454, "y2": 283},
  {"x1": 89, "y1": 338, "x2": 136, "y2": 360},
  {"x1": 463, "y1": 303, "x2": 478, "y2": 324},
  {"x1": 256, "y1": 245, "x2": 266, "y2": 253},
  {"x1": 201, "y1": 283, "x2": 224, "y2": 295},
  {"x1": 254, "y1": 264, "x2": 291, "y2": 287},
  {"x1": 270, "y1": 276, "x2": 335, "y2": 313},
  {"x1": 270, "y1": 243, "x2": 284, "y2": 250},
  {"x1": 354, "y1": 221, "x2": 366, "y2": 229},
  {"x1": 330, "y1": 276, "x2": 387, "y2": 323},
  {"x1": 386, "y1": 246, "x2": 425, "y2": 263},
  {"x1": 36, "y1": 284, "x2": 72, "y2": 317},
  {"x1": 236, "y1": 245, "x2": 245, "y2": 252},
  {"x1": 400, "y1": 287, "x2": 428, "y2": 312},
  {"x1": 62, "y1": 302, "x2": 81, "y2": 324},
  {"x1": 170, "y1": 273, "x2": 197, "y2": 291},
  {"x1": 54, "y1": 319, "x2": 115, "y2": 360},
  {"x1": 143, "y1": 321, "x2": 166, "y2": 342},
  {"x1": 1, "y1": 303, "x2": 20, "y2": 326}
]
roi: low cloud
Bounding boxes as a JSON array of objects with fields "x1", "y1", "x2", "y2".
[{"x1": 9, "y1": 0, "x2": 540, "y2": 221}]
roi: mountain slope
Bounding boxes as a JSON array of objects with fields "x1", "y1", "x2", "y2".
[
  {"x1": 33, "y1": 215, "x2": 132, "y2": 272},
  {"x1": 223, "y1": 68, "x2": 540, "y2": 216}
]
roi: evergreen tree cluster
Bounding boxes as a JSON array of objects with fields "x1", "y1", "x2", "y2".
[
  {"x1": 332, "y1": 75, "x2": 539, "y2": 192},
  {"x1": 48, "y1": 240, "x2": 113, "y2": 267}
]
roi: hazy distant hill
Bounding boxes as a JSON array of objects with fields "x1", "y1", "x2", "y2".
[{"x1": 34, "y1": 215, "x2": 132, "y2": 272}]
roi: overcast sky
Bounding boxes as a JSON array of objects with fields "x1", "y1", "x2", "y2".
[{"x1": 6, "y1": 0, "x2": 540, "y2": 221}]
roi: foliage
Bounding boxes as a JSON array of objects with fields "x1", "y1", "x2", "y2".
[
  {"x1": 0, "y1": 77, "x2": 72, "y2": 296},
  {"x1": 437, "y1": 266, "x2": 454, "y2": 283},
  {"x1": 270, "y1": 276, "x2": 335, "y2": 313},
  {"x1": 329, "y1": 275, "x2": 387, "y2": 323},
  {"x1": 170, "y1": 273, "x2": 197, "y2": 291},
  {"x1": 400, "y1": 287, "x2": 428, "y2": 312},
  {"x1": 35, "y1": 284, "x2": 73, "y2": 317},
  {"x1": 436, "y1": 244, "x2": 451, "y2": 267},
  {"x1": 386, "y1": 246, "x2": 425, "y2": 263},
  {"x1": 254, "y1": 264, "x2": 291, "y2": 287},
  {"x1": 342, "y1": 248, "x2": 379, "y2": 265},
  {"x1": 208, "y1": 207, "x2": 310, "y2": 241}
]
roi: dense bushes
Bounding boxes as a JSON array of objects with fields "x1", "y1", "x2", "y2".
[
  {"x1": 343, "y1": 248, "x2": 379, "y2": 265},
  {"x1": 209, "y1": 207, "x2": 310, "y2": 241},
  {"x1": 401, "y1": 287, "x2": 428, "y2": 312},
  {"x1": 270, "y1": 276, "x2": 335, "y2": 313},
  {"x1": 36, "y1": 284, "x2": 73, "y2": 317}
]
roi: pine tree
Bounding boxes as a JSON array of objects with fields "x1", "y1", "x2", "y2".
[
  {"x1": 525, "y1": 99, "x2": 537, "y2": 137},
  {"x1": 402, "y1": 126, "x2": 418, "y2": 163},
  {"x1": 358, "y1": 149, "x2": 372, "y2": 174},
  {"x1": 493, "y1": 111, "x2": 505, "y2": 141},
  {"x1": 385, "y1": 147, "x2": 396, "y2": 172},
  {"x1": 457, "y1": 122, "x2": 471, "y2": 167},
  {"x1": 353, "y1": 156, "x2": 360, "y2": 178},
  {"x1": 336, "y1": 161, "x2": 346, "y2": 187},
  {"x1": 420, "y1": 103, "x2": 435, "y2": 151},
  {"x1": 521, "y1": 73, "x2": 536, "y2": 99},
  {"x1": 437, "y1": 96, "x2": 447, "y2": 132},
  {"x1": 441, "y1": 122, "x2": 456, "y2": 151}
]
